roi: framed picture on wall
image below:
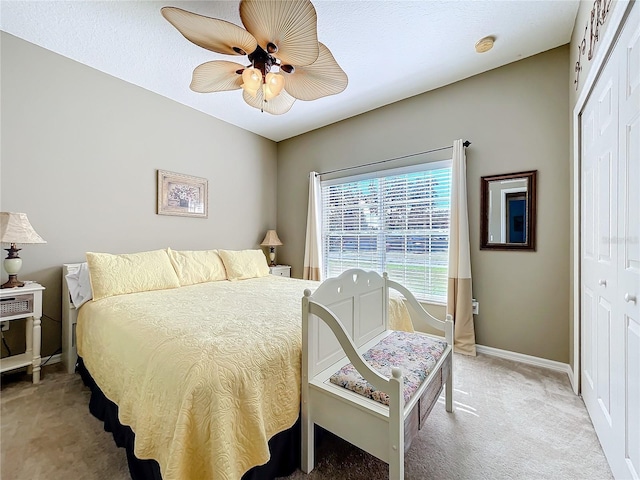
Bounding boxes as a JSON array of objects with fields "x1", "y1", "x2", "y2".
[{"x1": 157, "y1": 169, "x2": 208, "y2": 218}]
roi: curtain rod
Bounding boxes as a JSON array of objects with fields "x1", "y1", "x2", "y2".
[{"x1": 317, "y1": 140, "x2": 471, "y2": 177}]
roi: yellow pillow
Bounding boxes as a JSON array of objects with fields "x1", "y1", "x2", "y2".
[
  {"x1": 218, "y1": 249, "x2": 270, "y2": 281},
  {"x1": 86, "y1": 249, "x2": 181, "y2": 301},
  {"x1": 167, "y1": 248, "x2": 227, "y2": 286}
]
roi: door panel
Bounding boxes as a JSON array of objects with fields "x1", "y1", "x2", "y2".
[
  {"x1": 625, "y1": 22, "x2": 639, "y2": 98},
  {"x1": 621, "y1": 115, "x2": 639, "y2": 274},
  {"x1": 598, "y1": 77, "x2": 614, "y2": 135},
  {"x1": 584, "y1": 106, "x2": 596, "y2": 262},
  {"x1": 597, "y1": 152, "x2": 614, "y2": 265},
  {"x1": 625, "y1": 315, "x2": 639, "y2": 479},
  {"x1": 583, "y1": 287, "x2": 595, "y2": 390},
  {"x1": 597, "y1": 296, "x2": 613, "y2": 424}
]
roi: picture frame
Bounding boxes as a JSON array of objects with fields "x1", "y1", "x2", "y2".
[
  {"x1": 157, "y1": 169, "x2": 208, "y2": 218},
  {"x1": 480, "y1": 170, "x2": 537, "y2": 251}
]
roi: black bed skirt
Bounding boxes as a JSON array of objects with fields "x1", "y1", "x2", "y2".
[{"x1": 77, "y1": 358, "x2": 301, "y2": 480}]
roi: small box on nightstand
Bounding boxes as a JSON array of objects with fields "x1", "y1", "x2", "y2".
[{"x1": 269, "y1": 265, "x2": 291, "y2": 277}]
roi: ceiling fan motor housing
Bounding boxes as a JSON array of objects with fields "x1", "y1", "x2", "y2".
[{"x1": 247, "y1": 45, "x2": 278, "y2": 77}]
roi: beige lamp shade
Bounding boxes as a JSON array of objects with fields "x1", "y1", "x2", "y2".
[
  {"x1": 261, "y1": 230, "x2": 283, "y2": 247},
  {"x1": 0, "y1": 212, "x2": 47, "y2": 245},
  {"x1": 1, "y1": 212, "x2": 46, "y2": 288}
]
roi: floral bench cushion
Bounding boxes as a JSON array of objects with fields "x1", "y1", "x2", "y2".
[{"x1": 329, "y1": 331, "x2": 448, "y2": 406}]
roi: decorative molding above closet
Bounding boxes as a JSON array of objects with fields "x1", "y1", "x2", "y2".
[{"x1": 574, "y1": 0, "x2": 612, "y2": 90}]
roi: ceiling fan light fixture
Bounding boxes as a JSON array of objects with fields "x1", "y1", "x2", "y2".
[
  {"x1": 263, "y1": 84, "x2": 276, "y2": 101},
  {"x1": 265, "y1": 72, "x2": 285, "y2": 97},
  {"x1": 241, "y1": 67, "x2": 263, "y2": 96}
]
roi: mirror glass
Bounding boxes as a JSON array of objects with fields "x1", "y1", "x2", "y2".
[{"x1": 480, "y1": 170, "x2": 536, "y2": 250}]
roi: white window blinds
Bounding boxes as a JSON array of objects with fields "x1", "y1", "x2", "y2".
[{"x1": 321, "y1": 161, "x2": 451, "y2": 303}]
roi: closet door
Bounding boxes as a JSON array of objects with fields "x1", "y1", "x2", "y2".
[
  {"x1": 581, "y1": 43, "x2": 620, "y2": 460},
  {"x1": 616, "y1": 7, "x2": 639, "y2": 478},
  {"x1": 581, "y1": 5, "x2": 639, "y2": 478}
]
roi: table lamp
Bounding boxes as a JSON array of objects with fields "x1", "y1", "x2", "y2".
[
  {"x1": 261, "y1": 230, "x2": 283, "y2": 267},
  {"x1": 0, "y1": 212, "x2": 47, "y2": 289}
]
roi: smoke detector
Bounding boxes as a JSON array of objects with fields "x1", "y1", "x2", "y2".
[{"x1": 475, "y1": 36, "x2": 495, "y2": 53}]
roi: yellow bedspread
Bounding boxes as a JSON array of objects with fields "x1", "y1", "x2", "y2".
[{"x1": 77, "y1": 275, "x2": 412, "y2": 480}]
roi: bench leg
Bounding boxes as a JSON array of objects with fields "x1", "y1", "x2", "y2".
[
  {"x1": 445, "y1": 357, "x2": 454, "y2": 413},
  {"x1": 389, "y1": 445, "x2": 403, "y2": 480},
  {"x1": 389, "y1": 384, "x2": 404, "y2": 480}
]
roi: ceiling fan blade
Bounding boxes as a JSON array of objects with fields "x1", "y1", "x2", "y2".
[
  {"x1": 283, "y1": 43, "x2": 348, "y2": 101},
  {"x1": 190, "y1": 61, "x2": 245, "y2": 93},
  {"x1": 162, "y1": 7, "x2": 257, "y2": 56},
  {"x1": 242, "y1": 88, "x2": 296, "y2": 115},
  {"x1": 240, "y1": 0, "x2": 319, "y2": 67}
]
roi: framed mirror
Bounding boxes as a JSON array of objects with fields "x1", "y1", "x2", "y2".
[{"x1": 480, "y1": 170, "x2": 537, "y2": 251}]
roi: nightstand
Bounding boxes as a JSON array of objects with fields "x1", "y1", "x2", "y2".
[
  {"x1": 0, "y1": 282, "x2": 45, "y2": 383},
  {"x1": 269, "y1": 265, "x2": 291, "y2": 277}
]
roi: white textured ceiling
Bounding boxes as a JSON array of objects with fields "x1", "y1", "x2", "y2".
[{"x1": 1, "y1": 1, "x2": 579, "y2": 142}]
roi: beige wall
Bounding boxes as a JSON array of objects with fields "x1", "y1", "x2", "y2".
[
  {"x1": 0, "y1": 35, "x2": 575, "y2": 364},
  {"x1": 0, "y1": 33, "x2": 277, "y2": 357},
  {"x1": 277, "y1": 46, "x2": 571, "y2": 363}
]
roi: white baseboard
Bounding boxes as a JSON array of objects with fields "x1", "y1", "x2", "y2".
[
  {"x1": 41, "y1": 353, "x2": 61, "y2": 366},
  {"x1": 568, "y1": 365, "x2": 577, "y2": 394},
  {"x1": 476, "y1": 345, "x2": 573, "y2": 384}
]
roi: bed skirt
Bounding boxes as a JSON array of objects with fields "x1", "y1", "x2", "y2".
[{"x1": 77, "y1": 357, "x2": 301, "y2": 480}]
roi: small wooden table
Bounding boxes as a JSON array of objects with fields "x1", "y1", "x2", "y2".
[{"x1": 0, "y1": 282, "x2": 45, "y2": 383}]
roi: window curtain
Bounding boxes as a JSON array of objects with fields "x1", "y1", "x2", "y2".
[
  {"x1": 447, "y1": 139, "x2": 477, "y2": 355},
  {"x1": 303, "y1": 172, "x2": 323, "y2": 281}
]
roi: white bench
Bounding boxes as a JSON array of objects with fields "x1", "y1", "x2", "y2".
[{"x1": 301, "y1": 269, "x2": 453, "y2": 479}]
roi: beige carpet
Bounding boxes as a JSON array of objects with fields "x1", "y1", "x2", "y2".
[{"x1": 1, "y1": 354, "x2": 612, "y2": 480}]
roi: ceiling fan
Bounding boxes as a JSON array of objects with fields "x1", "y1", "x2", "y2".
[{"x1": 161, "y1": 0, "x2": 348, "y2": 115}]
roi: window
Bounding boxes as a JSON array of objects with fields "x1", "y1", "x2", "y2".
[{"x1": 321, "y1": 161, "x2": 451, "y2": 303}]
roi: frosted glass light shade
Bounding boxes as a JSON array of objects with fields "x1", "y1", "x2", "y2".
[
  {"x1": 264, "y1": 72, "x2": 285, "y2": 100},
  {"x1": 241, "y1": 67, "x2": 263, "y2": 97}
]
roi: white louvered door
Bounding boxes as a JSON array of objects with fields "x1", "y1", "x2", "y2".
[{"x1": 581, "y1": 4, "x2": 640, "y2": 478}]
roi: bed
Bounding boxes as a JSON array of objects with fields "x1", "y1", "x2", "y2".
[{"x1": 64, "y1": 249, "x2": 415, "y2": 480}]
